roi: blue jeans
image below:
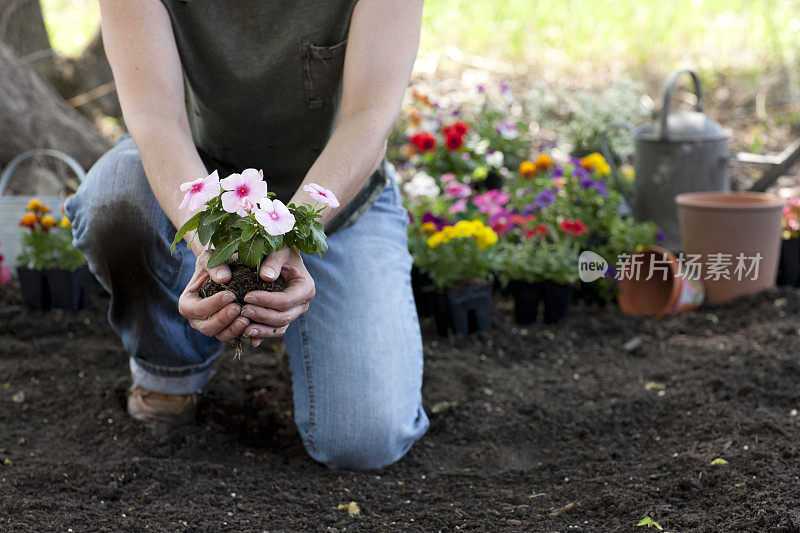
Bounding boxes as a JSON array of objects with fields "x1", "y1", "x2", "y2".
[{"x1": 65, "y1": 136, "x2": 429, "y2": 470}]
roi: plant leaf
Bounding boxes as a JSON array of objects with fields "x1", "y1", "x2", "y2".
[
  {"x1": 202, "y1": 210, "x2": 229, "y2": 227},
  {"x1": 197, "y1": 215, "x2": 215, "y2": 245},
  {"x1": 264, "y1": 233, "x2": 283, "y2": 253},
  {"x1": 241, "y1": 224, "x2": 257, "y2": 243},
  {"x1": 206, "y1": 238, "x2": 241, "y2": 269},
  {"x1": 170, "y1": 211, "x2": 203, "y2": 254},
  {"x1": 311, "y1": 221, "x2": 328, "y2": 253},
  {"x1": 238, "y1": 235, "x2": 266, "y2": 269}
]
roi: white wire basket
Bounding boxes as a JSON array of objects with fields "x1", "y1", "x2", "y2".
[{"x1": 0, "y1": 149, "x2": 86, "y2": 272}]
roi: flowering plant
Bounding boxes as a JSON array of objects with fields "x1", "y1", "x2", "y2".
[
  {"x1": 497, "y1": 234, "x2": 580, "y2": 286},
  {"x1": 17, "y1": 198, "x2": 84, "y2": 271},
  {"x1": 782, "y1": 198, "x2": 800, "y2": 239},
  {"x1": 505, "y1": 152, "x2": 657, "y2": 299},
  {"x1": 171, "y1": 169, "x2": 338, "y2": 270},
  {"x1": 410, "y1": 218, "x2": 499, "y2": 290}
]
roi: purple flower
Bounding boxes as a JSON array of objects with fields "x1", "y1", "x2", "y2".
[
  {"x1": 477, "y1": 84, "x2": 485, "y2": 93},
  {"x1": 422, "y1": 212, "x2": 447, "y2": 230},
  {"x1": 570, "y1": 157, "x2": 582, "y2": 167},
  {"x1": 604, "y1": 264, "x2": 617, "y2": 280},
  {"x1": 496, "y1": 121, "x2": 518, "y2": 140},
  {"x1": 534, "y1": 189, "x2": 556, "y2": 210},
  {"x1": 452, "y1": 108, "x2": 461, "y2": 116},
  {"x1": 572, "y1": 167, "x2": 590, "y2": 180},
  {"x1": 553, "y1": 167, "x2": 564, "y2": 178},
  {"x1": 656, "y1": 229, "x2": 666, "y2": 243},
  {"x1": 580, "y1": 178, "x2": 608, "y2": 197},
  {"x1": 520, "y1": 204, "x2": 538, "y2": 217}
]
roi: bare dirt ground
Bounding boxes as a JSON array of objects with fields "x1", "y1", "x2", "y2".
[{"x1": 3, "y1": 280, "x2": 800, "y2": 532}]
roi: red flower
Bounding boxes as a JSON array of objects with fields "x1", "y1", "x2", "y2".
[
  {"x1": 525, "y1": 224, "x2": 548, "y2": 239},
  {"x1": 410, "y1": 132, "x2": 436, "y2": 152},
  {"x1": 509, "y1": 214, "x2": 534, "y2": 227},
  {"x1": 444, "y1": 121, "x2": 469, "y2": 137},
  {"x1": 444, "y1": 133, "x2": 464, "y2": 151},
  {"x1": 560, "y1": 219, "x2": 589, "y2": 236}
]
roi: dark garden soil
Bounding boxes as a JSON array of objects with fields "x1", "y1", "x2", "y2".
[{"x1": 2, "y1": 282, "x2": 800, "y2": 532}]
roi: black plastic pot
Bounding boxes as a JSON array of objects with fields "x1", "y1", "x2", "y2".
[
  {"x1": 434, "y1": 283, "x2": 493, "y2": 335},
  {"x1": 44, "y1": 265, "x2": 93, "y2": 311},
  {"x1": 542, "y1": 282, "x2": 574, "y2": 324},
  {"x1": 509, "y1": 281, "x2": 542, "y2": 325},
  {"x1": 17, "y1": 266, "x2": 51, "y2": 311},
  {"x1": 777, "y1": 237, "x2": 800, "y2": 287},
  {"x1": 411, "y1": 266, "x2": 436, "y2": 318}
]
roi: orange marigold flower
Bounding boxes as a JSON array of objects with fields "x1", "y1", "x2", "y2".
[
  {"x1": 534, "y1": 154, "x2": 553, "y2": 171},
  {"x1": 20, "y1": 213, "x2": 38, "y2": 228},
  {"x1": 519, "y1": 160, "x2": 537, "y2": 178},
  {"x1": 40, "y1": 215, "x2": 56, "y2": 229}
]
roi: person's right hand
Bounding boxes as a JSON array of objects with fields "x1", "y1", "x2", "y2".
[{"x1": 178, "y1": 249, "x2": 250, "y2": 341}]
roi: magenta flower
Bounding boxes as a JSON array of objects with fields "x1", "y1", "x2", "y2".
[
  {"x1": 221, "y1": 168, "x2": 268, "y2": 215},
  {"x1": 0, "y1": 265, "x2": 9, "y2": 284},
  {"x1": 255, "y1": 198, "x2": 295, "y2": 236},
  {"x1": 178, "y1": 170, "x2": 221, "y2": 211},
  {"x1": 444, "y1": 181, "x2": 471, "y2": 199},
  {"x1": 440, "y1": 173, "x2": 457, "y2": 184},
  {"x1": 303, "y1": 183, "x2": 340, "y2": 208}
]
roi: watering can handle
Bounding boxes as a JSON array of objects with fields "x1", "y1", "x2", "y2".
[
  {"x1": 0, "y1": 148, "x2": 86, "y2": 196},
  {"x1": 599, "y1": 122, "x2": 635, "y2": 205},
  {"x1": 659, "y1": 69, "x2": 703, "y2": 141}
]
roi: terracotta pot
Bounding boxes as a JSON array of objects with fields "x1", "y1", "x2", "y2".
[
  {"x1": 676, "y1": 192, "x2": 784, "y2": 304},
  {"x1": 617, "y1": 246, "x2": 704, "y2": 319}
]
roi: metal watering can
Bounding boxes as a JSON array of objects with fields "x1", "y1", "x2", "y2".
[{"x1": 602, "y1": 70, "x2": 730, "y2": 251}]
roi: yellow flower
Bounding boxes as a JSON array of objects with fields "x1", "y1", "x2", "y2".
[
  {"x1": 475, "y1": 227, "x2": 498, "y2": 249},
  {"x1": 26, "y1": 198, "x2": 50, "y2": 213},
  {"x1": 60, "y1": 217, "x2": 71, "y2": 228},
  {"x1": 426, "y1": 232, "x2": 445, "y2": 248},
  {"x1": 580, "y1": 152, "x2": 609, "y2": 175},
  {"x1": 519, "y1": 160, "x2": 536, "y2": 178},
  {"x1": 472, "y1": 166, "x2": 488, "y2": 181},
  {"x1": 40, "y1": 215, "x2": 56, "y2": 229},
  {"x1": 621, "y1": 164, "x2": 635, "y2": 181},
  {"x1": 534, "y1": 153, "x2": 553, "y2": 171}
]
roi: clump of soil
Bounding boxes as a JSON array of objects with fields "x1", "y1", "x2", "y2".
[{"x1": 199, "y1": 261, "x2": 285, "y2": 358}]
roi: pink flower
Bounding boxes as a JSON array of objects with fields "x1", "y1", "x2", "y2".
[
  {"x1": 220, "y1": 169, "x2": 268, "y2": 215},
  {"x1": 239, "y1": 197, "x2": 255, "y2": 213},
  {"x1": 254, "y1": 198, "x2": 296, "y2": 236},
  {"x1": 179, "y1": 170, "x2": 221, "y2": 211},
  {"x1": 0, "y1": 265, "x2": 10, "y2": 284},
  {"x1": 440, "y1": 173, "x2": 457, "y2": 184},
  {"x1": 303, "y1": 183, "x2": 340, "y2": 208},
  {"x1": 448, "y1": 197, "x2": 468, "y2": 214},
  {"x1": 472, "y1": 189, "x2": 509, "y2": 215},
  {"x1": 444, "y1": 181, "x2": 471, "y2": 199}
]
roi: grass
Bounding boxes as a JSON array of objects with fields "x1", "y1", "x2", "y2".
[
  {"x1": 421, "y1": 0, "x2": 800, "y2": 74},
  {"x1": 40, "y1": 0, "x2": 800, "y2": 77}
]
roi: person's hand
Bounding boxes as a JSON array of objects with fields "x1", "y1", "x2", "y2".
[
  {"x1": 178, "y1": 249, "x2": 250, "y2": 341},
  {"x1": 239, "y1": 247, "x2": 315, "y2": 347}
]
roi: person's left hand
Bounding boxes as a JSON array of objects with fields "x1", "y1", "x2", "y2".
[{"x1": 239, "y1": 247, "x2": 316, "y2": 347}]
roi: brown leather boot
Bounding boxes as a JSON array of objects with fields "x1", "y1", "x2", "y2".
[{"x1": 127, "y1": 385, "x2": 198, "y2": 424}]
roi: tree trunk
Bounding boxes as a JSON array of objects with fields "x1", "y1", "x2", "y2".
[
  {"x1": 0, "y1": 41, "x2": 111, "y2": 171},
  {"x1": 52, "y1": 31, "x2": 122, "y2": 119},
  {"x1": 0, "y1": 0, "x2": 55, "y2": 81}
]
